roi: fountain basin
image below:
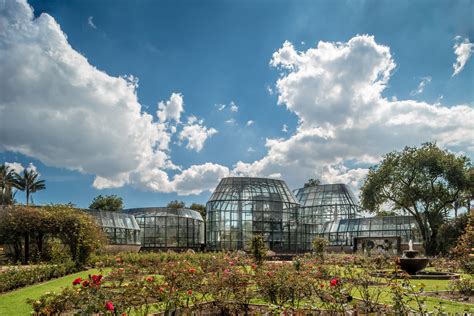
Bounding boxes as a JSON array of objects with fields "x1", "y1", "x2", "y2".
[
  {"x1": 403, "y1": 250, "x2": 419, "y2": 258},
  {"x1": 398, "y1": 258, "x2": 429, "y2": 275}
]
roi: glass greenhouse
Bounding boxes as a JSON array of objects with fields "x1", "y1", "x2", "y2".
[
  {"x1": 294, "y1": 183, "x2": 360, "y2": 249},
  {"x1": 206, "y1": 177, "x2": 300, "y2": 252},
  {"x1": 320, "y1": 216, "x2": 422, "y2": 247},
  {"x1": 126, "y1": 208, "x2": 205, "y2": 250},
  {"x1": 89, "y1": 210, "x2": 141, "y2": 246}
]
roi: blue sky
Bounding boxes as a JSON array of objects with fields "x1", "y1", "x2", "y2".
[{"x1": 1, "y1": 0, "x2": 473, "y2": 208}]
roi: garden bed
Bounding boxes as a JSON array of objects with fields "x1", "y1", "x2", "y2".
[{"x1": 420, "y1": 290, "x2": 474, "y2": 304}]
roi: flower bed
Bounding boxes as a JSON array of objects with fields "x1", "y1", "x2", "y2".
[{"x1": 28, "y1": 252, "x2": 473, "y2": 315}]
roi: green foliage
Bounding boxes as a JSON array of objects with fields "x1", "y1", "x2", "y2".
[
  {"x1": 452, "y1": 210, "x2": 474, "y2": 273},
  {"x1": 0, "y1": 262, "x2": 77, "y2": 293},
  {"x1": 167, "y1": 200, "x2": 185, "y2": 209},
  {"x1": 311, "y1": 237, "x2": 328, "y2": 259},
  {"x1": 189, "y1": 203, "x2": 206, "y2": 218},
  {"x1": 360, "y1": 142, "x2": 473, "y2": 255},
  {"x1": 436, "y1": 212, "x2": 469, "y2": 255},
  {"x1": 0, "y1": 164, "x2": 18, "y2": 205},
  {"x1": 0, "y1": 205, "x2": 105, "y2": 266},
  {"x1": 249, "y1": 234, "x2": 267, "y2": 265},
  {"x1": 89, "y1": 194, "x2": 123, "y2": 212},
  {"x1": 15, "y1": 168, "x2": 46, "y2": 206},
  {"x1": 304, "y1": 178, "x2": 321, "y2": 187},
  {"x1": 449, "y1": 277, "x2": 473, "y2": 297}
]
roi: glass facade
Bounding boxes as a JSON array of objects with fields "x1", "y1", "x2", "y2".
[
  {"x1": 206, "y1": 177, "x2": 300, "y2": 252},
  {"x1": 89, "y1": 210, "x2": 141, "y2": 245},
  {"x1": 126, "y1": 208, "x2": 205, "y2": 250},
  {"x1": 294, "y1": 184, "x2": 360, "y2": 249},
  {"x1": 319, "y1": 216, "x2": 422, "y2": 246}
]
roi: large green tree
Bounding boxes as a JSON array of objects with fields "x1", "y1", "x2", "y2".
[
  {"x1": 89, "y1": 194, "x2": 123, "y2": 212},
  {"x1": 167, "y1": 200, "x2": 186, "y2": 209},
  {"x1": 15, "y1": 168, "x2": 46, "y2": 205},
  {"x1": 360, "y1": 143, "x2": 473, "y2": 255}
]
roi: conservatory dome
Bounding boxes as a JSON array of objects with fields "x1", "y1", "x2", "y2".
[{"x1": 206, "y1": 177, "x2": 300, "y2": 252}]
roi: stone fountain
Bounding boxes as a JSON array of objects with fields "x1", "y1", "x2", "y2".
[{"x1": 398, "y1": 240, "x2": 429, "y2": 275}]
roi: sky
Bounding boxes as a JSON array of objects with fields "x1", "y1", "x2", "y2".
[{"x1": 0, "y1": 0, "x2": 473, "y2": 209}]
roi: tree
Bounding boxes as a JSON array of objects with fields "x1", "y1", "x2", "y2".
[
  {"x1": 167, "y1": 200, "x2": 185, "y2": 209},
  {"x1": 0, "y1": 164, "x2": 18, "y2": 205},
  {"x1": 190, "y1": 203, "x2": 206, "y2": 218},
  {"x1": 304, "y1": 178, "x2": 321, "y2": 188},
  {"x1": 15, "y1": 168, "x2": 46, "y2": 205},
  {"x1": 436, "y1": 212, "x2": 469, "y2": 255},
  {"x1": 360, "y1": 143, "x2": 472, "y2": 256},
  {"x1": 89, "y1": 194, "x2": 123, "y2": 212}
]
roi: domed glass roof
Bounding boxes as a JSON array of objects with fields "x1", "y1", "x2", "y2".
[
  {"x1": 208, "y1": 177, "x2": 298, "y2": 204},
  {"x1": 294, "y1": 183, "x2": 358, "y2": 208}
]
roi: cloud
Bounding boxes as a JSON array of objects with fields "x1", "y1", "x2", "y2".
[
  {"x1": 178, "y1": 116, "x2": 218, "y2": 152},
  {"x1": 225, "y1": 118, "x2": 236, "y2": 124},
  {"x1": 452, "y1": 37, "x2": 474, "y2": 76},
  {"x1": 247, "y1": 120, "x2": 254, "y2": 126},
  {"x1": 230, "y1": 101, "x2": 238, "y2": 112},
  {"x1": 157, "y1": 92, "x2": 184, "y2": 123},
  {"x1": 235, "y1": 35, "x2": 474, "y2": 193},
  {"x1": 4, "y1": 162, "x2": 24, "y2": 174},
  {"x1": 215, "y1": 103, "x2": 226, "y2": 111},
  {"x1": 410, "y1": 76, "x2": 431, "y2": 96},
  {"x1": 0, "y1": 0, "x2": 219, "y2": 195},
  {"x1": 87, "y1": 16, "x2": 96, "y2": 29},
  {"x1": 247, "y1": 147, "x2": 256, "y2": 153},
  {"x1": 282, "y1": 124, "x2": 288, "y2": 132}
]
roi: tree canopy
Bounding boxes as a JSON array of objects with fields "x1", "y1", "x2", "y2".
[
  {"x1": 360, "y1": 142, "x2": 473, "y2": 255},
  {"x1": 190, "y1": 203, "x2": 206, "y2": 218},
  {"x1": 89, "y1": 194, "x2": 123, "y2": 212},
  {"x1": 304, "y1": 178, "x2": 321, "y2": 188},
  {"x1": 167, "y1": 200, "x2": 186, "y2": 209}
]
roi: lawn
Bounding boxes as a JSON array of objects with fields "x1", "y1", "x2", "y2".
[{"x1": 0, "y1": 268, "x2": 109, "y2": 316}]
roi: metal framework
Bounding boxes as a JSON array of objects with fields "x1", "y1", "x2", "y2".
[
  {"x1": 126, "y1": 208, "x2": 204, "y2": 250},
  {"x1": 206, "y1": 177, "x2": 300, "y2": 252},
  {"x1": 294, "y1": 183, "x2": 360, "y2": 249},
  {"x1": 89, "y1": 210, "x2": 141, "y2": 246},
  {"x1": 319, "y1": 216, "x2": 422, "y2": 246}
]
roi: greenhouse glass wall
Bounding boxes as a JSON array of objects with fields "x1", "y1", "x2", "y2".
[
  {"x1": 206, "y1": 177, "x2": 300, "y2": 252},
  {"x1": 89, "y1": 210, "x2": 141, "y2": 246},
  {"x1": 126, "y1": 208, "x2": 205, "y2": 250},
  {"x1": 319, "y1": 216, "x2": 422, "y2": 247}
]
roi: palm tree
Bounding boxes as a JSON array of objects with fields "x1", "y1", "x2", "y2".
[
  {"x1": 0, "y1": 164, "x2": 18, "y2": 205},
  {"x1": 15, "y1": 168, "x2": 46, "y2": 205}
]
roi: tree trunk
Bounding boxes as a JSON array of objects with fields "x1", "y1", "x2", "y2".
[
  {"x1": 26, "y1": 190, "x2": 30, "y2": 206},
  {"x1": 24, "y1": 233, "x2": 30, "y2": 264},
  {"x1": 37, "y1": 232, "x2": 44, "y2": 260}
]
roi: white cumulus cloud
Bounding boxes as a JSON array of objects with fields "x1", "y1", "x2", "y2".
[
  {"x1": 0, "y1": 0, "x2": 220, "y2": 195},
  {"x1": 235, "y1": 35, "x2": 474, "y2": 194},
  {"x1": 230, "y1": 101, "x2": 238, "y2": 112},
  {"x1": 452, "y1": 37, "x2": 474, "y2": 76},
  {"x1": 157, "y1": 92, "x2": 184, "y2": 123},
  {"x1": 178, "y1": 116, "x2": 218, "y2": 152}
]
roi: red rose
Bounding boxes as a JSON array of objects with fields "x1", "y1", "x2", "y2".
[
  {"x1": 105, "y1": 301, "x2": 114, "y2": 311},
  {"x1": 146, "y1": 276, "x2": 154, "y2": 283},
  {"x1": 266, "y1": 272, "x2": 273, "y2": 277},
  {"x1": 72, "y1": 277, "x2": 82, "y2": 286},
  {"x1": 91, "y1": 274, "x2": 103, "y2": 285},
  {"x1": 82, "y1": 280, "x2": 90, "y2": 287},
  {"x1": 229, "y1": 261, "x2": 234, "y2": 266},
  {"x1": 330, "y1": 278, "x2": 338, "y2": 287},
  {"x1": 320, "y1": 283, "x2": 325, "y2": 288},
  {"x1": 188, "y1": 268, "x2": 196, "y2": 273},
  {"x1": 187, "y1": 290, "x2": 193, "y2": 295}
]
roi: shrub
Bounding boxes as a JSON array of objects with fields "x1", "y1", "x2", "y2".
[
  {"x1": 449, "y1": 278, "x2": 474, "y2": 298},
  {"x1": 248, "y1": 234, "x2": 267, "y2": 266},
  {"x1": 311, "y1": 237, "x2": 328, "y2": 259},
  {"x1": 0, "y1": 262, "x2": 77, "y2": 293}
]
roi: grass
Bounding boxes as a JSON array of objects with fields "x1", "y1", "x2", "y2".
[{"x1": 0, "y1": 268, "x2": 109, "y2": 316}]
